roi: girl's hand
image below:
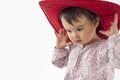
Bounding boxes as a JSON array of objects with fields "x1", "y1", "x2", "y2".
[
  {"x1": 99, "y1": 13, "x2": 118, "y2": 37},
  {"x1": 54, "y1": 29, "x2": 72, "y2": 49}
]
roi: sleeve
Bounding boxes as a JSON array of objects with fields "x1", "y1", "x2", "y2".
[
  {"x1": 51, "y1": 47, "x2": 69, "y2": 68},
  {"x1": 108, "y1": 32, "x2": 120, "y2": 69}
]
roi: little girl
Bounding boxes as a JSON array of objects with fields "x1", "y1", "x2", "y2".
[
  {"x1": 39, "y1": 0, "x2": 120, "y2": 80},
  {"x1": 53, "y1": 7, "x2": 119, "y2": 80}
]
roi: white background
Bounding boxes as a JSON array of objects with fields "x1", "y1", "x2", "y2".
[{"x1": 0, "y1": 0, "x2": 120, "y2": 80}]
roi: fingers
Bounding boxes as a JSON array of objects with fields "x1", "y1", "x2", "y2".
[
  {"x1": 59, "y1": 29, "x2": 65, "y2": 36},
  {"x1": 113, "y1": 13, "x2": 118, "y2": 30},
  {"x1": 110, "y1": 13, "x2": 118, "y2": 32},
  {"x1": 54, "y1": 30, "x2": 58, "y2": 37},
  {"x1": 111, "y1": 13, "x2": 118, "y2": 27},
  {"x1": 54, "y1": 29, "x2": 66, "y2": 37},
  {"x1": 113, "y1": 13, "x2": 118, "y2": 25},
  {"x1": 64, "y1": 33, "x2": 69, "y2": 41},
  {"x1": 54, "y1": 29, "x2": 64, "y2": 37},
  {"x1": 99, "y1": 30, "x2": 107, "y2": 35},
  {"x1": 111, "y1": 13, "x2": 118, "y2": 30},
  {"x1": 99, "y1": 13, "x2": 119, "y2": 36}
]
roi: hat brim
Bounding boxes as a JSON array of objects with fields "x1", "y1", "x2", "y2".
[{"x1": 39, "y1": 0, "x2": 120, "y2": 39}]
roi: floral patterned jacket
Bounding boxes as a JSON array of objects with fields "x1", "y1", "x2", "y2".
[{"x1": 52, "y1": 33, "x2": 120, "y2": 80}]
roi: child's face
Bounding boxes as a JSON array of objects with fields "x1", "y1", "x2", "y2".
[{"x1": 61, "y1": 15, "x2": 100, "y2": 45}]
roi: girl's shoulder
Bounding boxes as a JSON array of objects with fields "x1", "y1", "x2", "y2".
[
  {"x1": 69, "y1": 43, "x2": 83, "y2": 50},
  {"x1": 95, "y1": 39, "x2": 108, "y2": 50},
  {"x1": 98, "y1": 39, "x2": 108, "y2": 45}
]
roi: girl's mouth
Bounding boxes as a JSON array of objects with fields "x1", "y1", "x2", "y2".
[{"x1": 75, "y1": 40, "x2": 82, "y2": 42}]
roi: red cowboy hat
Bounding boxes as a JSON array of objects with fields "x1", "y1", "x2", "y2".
[{"x1": 39, "y1": 0, "x2": 120, "y2": 39}]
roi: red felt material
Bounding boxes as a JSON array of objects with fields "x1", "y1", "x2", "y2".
[{"x1": 39, "y1": 0, "x2": 120, "y2": 39}]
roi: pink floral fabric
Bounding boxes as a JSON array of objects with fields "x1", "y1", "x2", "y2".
[{"x1": 52, "y1": 33, "x2": 120, "y2": 80}]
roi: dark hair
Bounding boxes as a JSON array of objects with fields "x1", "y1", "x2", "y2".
[{"x1": 59, "y1": 7, "x2": 98, "y2": 25}]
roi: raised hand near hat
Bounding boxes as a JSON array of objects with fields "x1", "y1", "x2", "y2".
[
  {"x1": 99, "y1": 13, "x2": 118, "y2": 37},
  {"x1": 54, "y1": 29, "x2": 72, "y2": 49}
]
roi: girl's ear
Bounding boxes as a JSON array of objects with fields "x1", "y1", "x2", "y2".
[{"x1": 94, "y1": 17, "x2": 100, "y2": 28}]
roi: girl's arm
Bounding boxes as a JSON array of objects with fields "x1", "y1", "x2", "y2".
[
  {"x1": 52, "y1": 29, "x2": 72, "y2": 68},
  {"x1": 108, "y1": 32, "x2": 120, "y2": 68},
  {"x1": 100, "y1": 13, "x2": 120, "y2": 68},
  {"x1": 52, "y1": 48, "x2": 69, "y2": 68}
]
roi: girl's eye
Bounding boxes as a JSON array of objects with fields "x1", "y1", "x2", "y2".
[
  {"x1": 77, "y1": 28, "x2": 83, "y2": 31},
  {"x1": 66, "y1": 30, "x2": 72, "y2": 33}
]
